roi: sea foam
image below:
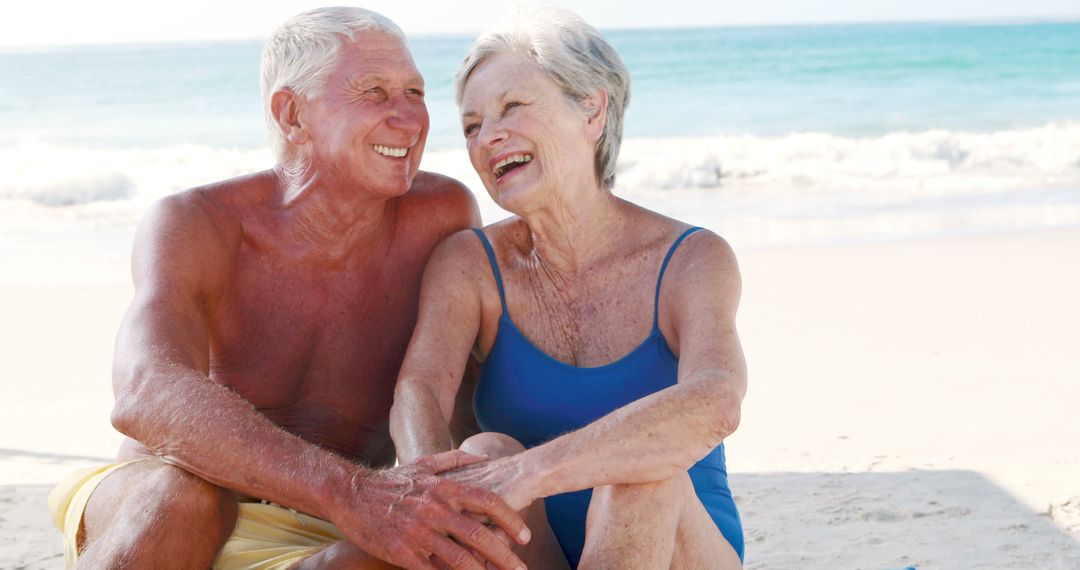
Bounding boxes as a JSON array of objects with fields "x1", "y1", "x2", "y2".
[
  {"x1": 2, "y1": 125, "x2": 1079, "y2": 285},
  {"x1": 1, "y1": 141, "x2": 273, "y2": 209},
  {"x1": 3, "y1": 124, "x2": 1077, "y2": 212},
  {"x1": 613, "y1": 123, "x2": 1080, "y2": 196}
]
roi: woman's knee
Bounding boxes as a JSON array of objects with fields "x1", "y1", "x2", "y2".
[
  {"x1": 591, "y1": 472, "x2": 694, "y2": 510},
  {"x1": 458, "y1": 432, "x2": 526, "y2": 459}
]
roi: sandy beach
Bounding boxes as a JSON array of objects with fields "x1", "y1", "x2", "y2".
[{"x1": 2, "y1": 227, "x2": 1078, "y2": 569}]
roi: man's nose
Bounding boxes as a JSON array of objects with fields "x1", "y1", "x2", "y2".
[{"x1": 387, "y1": 92, "x2": 424, "y2": 133}]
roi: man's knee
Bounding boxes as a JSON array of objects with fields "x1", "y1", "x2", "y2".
[
  {"x1": 146, "y1": 461, "x2": 238, "y2": 528},
  {"x1": 459, "y1": 431, "x2": 525, "y2": 459},
  {"x1": 84, "y1": 458, "x2": 238, "y2": 545}
]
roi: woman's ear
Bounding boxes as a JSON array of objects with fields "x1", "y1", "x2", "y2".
[
  {"x1": 271, "y1": 88, "x2": 308, "y2": 145},
  {"x1": 582, "y1": 89, "x2": 609, "y2": 141}
]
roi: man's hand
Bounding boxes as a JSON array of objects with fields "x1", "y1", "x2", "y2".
[{"x1": 330, "y1": 450, "x2": 531, "y2": 570}]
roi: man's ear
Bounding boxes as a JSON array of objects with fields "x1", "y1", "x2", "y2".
[
  {"x1": 582, "y1": 89, "x2": 609, "y2": 141},
  {"x1": 271, "y1": 88, "x2": 308, "y2": 145}
]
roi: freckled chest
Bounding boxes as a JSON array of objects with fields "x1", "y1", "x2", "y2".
[{"x1": 504, "y1": 247, "x2": 663, "y2": 368}]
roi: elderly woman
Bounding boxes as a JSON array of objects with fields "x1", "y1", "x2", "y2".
[{"x1": 390, "y1": 7, "x2": 745, "y2": 568}]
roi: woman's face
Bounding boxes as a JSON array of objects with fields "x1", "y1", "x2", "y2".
[{"x1": 460, "y1": 52, "x2": 599, "y2": 213}]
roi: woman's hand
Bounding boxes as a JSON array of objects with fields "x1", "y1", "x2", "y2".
[
  {"x1": 438, "y1": 454, "x2": 536, "y2": 513},
  {"x1": 327, "y1": 450, "x2": 531, "y2": 570}
]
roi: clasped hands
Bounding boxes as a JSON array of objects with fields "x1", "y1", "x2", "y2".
[{"x1": 334, "y1": 449, "x2": 534, "y2": 570}]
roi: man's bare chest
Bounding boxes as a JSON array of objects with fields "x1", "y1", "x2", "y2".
[{"x1": 204, "y1": 255, "x2": 425, "y2": 409}]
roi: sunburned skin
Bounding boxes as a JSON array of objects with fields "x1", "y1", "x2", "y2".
[
  {"x1": 69, "y1": 25, "x2": 531, "y2": 570},
  {"x1": 116, "y1": 169, "x2": 468, "y2": 469}
]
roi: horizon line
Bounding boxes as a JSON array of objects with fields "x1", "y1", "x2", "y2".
[{"x1": 1, "y1": 13, "x2": 1078, "y2": 52}]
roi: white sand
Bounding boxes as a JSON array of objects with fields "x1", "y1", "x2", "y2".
[
  {"x1": 1, "y1": 285, "x2": 130, "y2": 569},
  {"x1": 731, "y1": 228, "x2": 1080, "y2": 568},
  {"x1": 2, "y1": 228, "x2": 1078, "y2": 569}
]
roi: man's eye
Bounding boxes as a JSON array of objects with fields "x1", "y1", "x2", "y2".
[
  {"x1": 504, "y1": 101, "x2": 522, "y2": 112},
  {"x1": 407, "y1": 88, "x2": 425, "y2": 98}
]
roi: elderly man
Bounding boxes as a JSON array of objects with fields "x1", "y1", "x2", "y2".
[{"x1": 47, "y1": 7, "x2": 530, "y2": 570}]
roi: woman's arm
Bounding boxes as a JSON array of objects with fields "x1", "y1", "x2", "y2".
[
  {"x1": 390, "y1": 230, "x2": 489, "y2": 464},
  {"x1": 445, "y1": 230, "x2": 747, "y2": 510}
]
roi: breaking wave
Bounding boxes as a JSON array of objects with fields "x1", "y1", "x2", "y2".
[{"x1": 1, "y1": 124, "x2": 1078, "y2": 269}]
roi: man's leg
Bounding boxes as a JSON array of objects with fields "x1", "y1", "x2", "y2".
[
  {"x1": 289, "y1": 542, "x2": 397, "y2": 570},
  {"x1": 579, "y1": 473, "x2": 742, "y2": 570},
  {"x1": 76, "y1": 458, "x2": 238, "y2": 569}
]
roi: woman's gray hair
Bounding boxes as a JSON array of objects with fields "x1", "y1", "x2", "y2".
[
  {"x1": 454, "y1": 3, "x2": 631, "y2": 190},
  {"x1": 261, "y1": 7, "x2": 405, "y2": 159}
]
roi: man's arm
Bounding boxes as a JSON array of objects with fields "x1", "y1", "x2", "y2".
[
  {"x1": 110, "y1": 192, "x2": 527, "y2": 570},
  {"x1": 111, "y1": 191, "x2": 342, "y2": 515}
]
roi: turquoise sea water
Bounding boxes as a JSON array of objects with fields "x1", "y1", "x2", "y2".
[
  {"x1": 1, "y1": 21, "x2": 1079, "y2": 284},
  {"x1": 3, "y1": 21, "x2": 1079, "y2": 149}
]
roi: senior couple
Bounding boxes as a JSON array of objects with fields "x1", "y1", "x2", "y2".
[{"x1": 49, "y1": 5, "x2": 746, "y2": 569}]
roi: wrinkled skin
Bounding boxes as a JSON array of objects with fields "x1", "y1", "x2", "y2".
[{"x1": 75, "y1": 31, "x2": 528, "y2": 570}]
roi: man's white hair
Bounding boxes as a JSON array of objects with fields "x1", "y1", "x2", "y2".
[
  {"x1": 454, "y1": 2, "x2": 631, "y2": 190},
  {"x1": 261, "y1": 7, "x2": 405, "y2": 159}
]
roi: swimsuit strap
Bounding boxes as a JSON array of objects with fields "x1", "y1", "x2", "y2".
[
  {"x1": 653, "y1": 226, "x2": 703, "y2": 330},
  {"x1": 472, "y1": 229, "x2": 510, "y2": 316}
]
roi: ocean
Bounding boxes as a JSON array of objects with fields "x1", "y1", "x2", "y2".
[{"x1": 2, "y1": 21, "x2": 1079, "y2": 285}]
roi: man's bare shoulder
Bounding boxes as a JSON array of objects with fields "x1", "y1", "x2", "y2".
[
  {"x1": 146, "y1": 170, "x2": 275, "y2": 237},
  {"x1": 132, "y1": 170, "x2": 278, "y2": 287},
  {"x1": 400, "y1": 171, "x2": 481, "y2": 230},
  {"x1": 409, "y1": 170, "x2": 472, "y2": 197},
  {"x1": 188, "y1": 169, "x2": 277, "y2": 220}
]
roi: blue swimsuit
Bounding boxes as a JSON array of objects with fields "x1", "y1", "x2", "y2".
[{"x1": 471, "y1": 227, "x2": 744, "y2": 567}]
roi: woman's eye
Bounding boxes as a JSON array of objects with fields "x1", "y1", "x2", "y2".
[
  {"x1": 504, "y1": 101, "x2": 522, "y2": 112},
  {"x1": 463, "y1": 123, "x2": 479, "y2": 136}
]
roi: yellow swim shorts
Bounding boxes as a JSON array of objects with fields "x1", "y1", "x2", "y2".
[{"x1": 47, "y1": 461, "x2": 345, "y2": 569}]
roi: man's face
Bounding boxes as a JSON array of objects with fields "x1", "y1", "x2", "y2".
[{"x1": 302, "y1": 32, "x2": 429, "y2": 198}]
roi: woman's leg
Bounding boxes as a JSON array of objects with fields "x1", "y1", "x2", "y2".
[
  {"x1": 579, "y1": 473, "x2": 741, "y2": 570},
  {"x1": 459, "y1": 433, "x2": 571, "y2": 570}
]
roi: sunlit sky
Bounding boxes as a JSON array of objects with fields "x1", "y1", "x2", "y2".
[{"x1": 3, "y1": 0, "x2": 1078, "y2": 47}]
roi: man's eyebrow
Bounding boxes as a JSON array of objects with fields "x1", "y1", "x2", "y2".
[
  {"x1": 347, "y1": 72, "x2": 384, "y2": 85},
  {"x1": 347, "y1": 73, "x2": 425, "y2": 87}
]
